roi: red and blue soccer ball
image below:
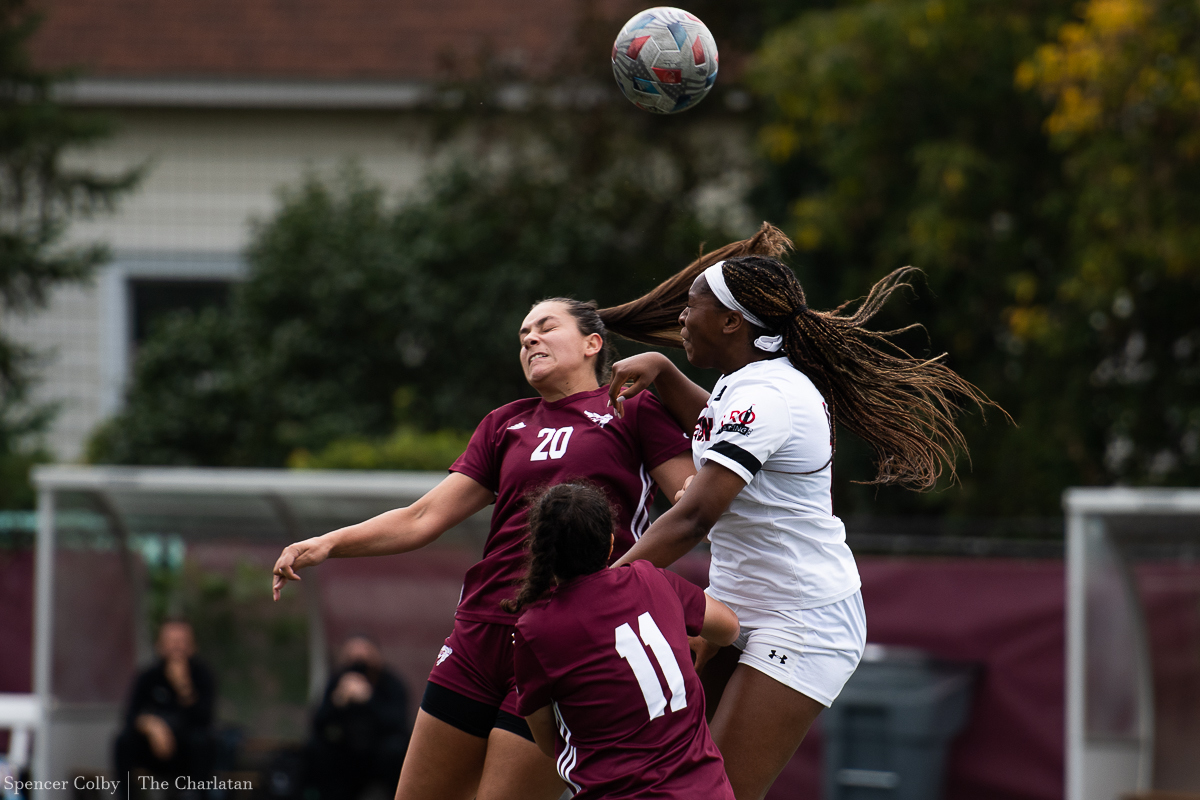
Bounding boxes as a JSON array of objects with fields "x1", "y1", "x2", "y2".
[{"x1": 611, "y1": 7, "x2": 718, "y2": 114}]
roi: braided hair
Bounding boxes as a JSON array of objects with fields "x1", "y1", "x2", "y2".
[
  {"x1": 723, "y1": 256, "x2": 1003, "y2": 489},
  {"x1": 599, "y1": 225, "x2": 1001, "y2": 490},
  {"x1": 501, "y1": 482, "x2": 616, "y2": 614}
]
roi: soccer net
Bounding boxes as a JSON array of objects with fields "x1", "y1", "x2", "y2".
[
  {"x1": 29, "y1": 465, "x2": 490, "y2": 783},
  {"x1": 1064, "y1": 488, "x2": 1200, "y2": 800}
]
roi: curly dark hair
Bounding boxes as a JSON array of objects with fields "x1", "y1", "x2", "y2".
[{"x1": 501, "y1": 482, "x2": 615, "y2": 614}]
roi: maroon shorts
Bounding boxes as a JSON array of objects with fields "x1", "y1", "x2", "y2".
[{"x1": 427, "y1": 617, "x2": 521, "y2": 718}]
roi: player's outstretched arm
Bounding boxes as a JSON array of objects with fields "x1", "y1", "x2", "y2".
[
  {"x1": 524, "y1": 706, "x2": 558, "y2": 759},
  {"x1": 608, "y1": 352, "x2": 709, "y2": 431},
  {"x1": 612, "y1": 461, "x2": 745, "y2": 569},
  {"x1": 272, "y1": 472, "x2": 493, "y2": 600}
]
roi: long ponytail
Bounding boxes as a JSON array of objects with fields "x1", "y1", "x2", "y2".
[
  {"x1": 598, "y1": 222, "x2": 793, "y2": 348},
  {"x1": 724, "y1": 256, "x2": 1003, "y2": 489},
  {"x1": 599, "y1": 228, "x2": 1003, "y2": 490}
]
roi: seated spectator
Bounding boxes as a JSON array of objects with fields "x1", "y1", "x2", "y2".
[
  {"x1": 114, "y1": 619, "x2": 216, "y2": 791},
  {"x1": 305, "y1": 635, "x2": 409, "y2": 800}
]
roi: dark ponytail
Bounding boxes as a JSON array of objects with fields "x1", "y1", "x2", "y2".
[
  {"x1": 502, "y1": 482, "x2": 615, "y2": 614},
  {"x1": 597, "y1": 222, "x2": 794, "y2": 348}
]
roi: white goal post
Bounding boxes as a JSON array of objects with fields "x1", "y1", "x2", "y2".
[{"x1": 1064, "y1": 487, "x2": 1200, "y2": 800}]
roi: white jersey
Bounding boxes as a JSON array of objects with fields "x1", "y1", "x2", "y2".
[{"x1": 693, "y1": 358, "x2": 860, "y2": 611}]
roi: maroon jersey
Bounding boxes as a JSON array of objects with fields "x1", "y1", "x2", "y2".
[
  {"x1": 450, "y1": 386, "x2": 690, "y2": 623},
  {"x1": 514, "y1": 561, "x2": 734, "y2": 800}
]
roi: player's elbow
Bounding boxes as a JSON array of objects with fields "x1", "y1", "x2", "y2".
[
  {"x1": 715, "y1": 619, "x2": 739, "y2": 647},
  {"x1": 671, "y1": 484, "x2": 731, "y2": 547},
  {"x1": 703, "y1": 597, "x2": 740, "y2": 646},
  {"x1": 705, "y1": 606, "x2": 734, "y2": 652},
  {"x1": 683, "y1": 516, "x2": 712, "y2": 546},
  {"x1": 677, "y1": 502, "x2": 718, "y2": 545}
]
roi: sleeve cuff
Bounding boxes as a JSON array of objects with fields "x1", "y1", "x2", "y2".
[
  {"x1": 516, "y1": 691, "x2": 551, "y2": 717},
  {"x1": 644, "y1": 432, "x2": 694, "y2": 472},
  {"x1": 449, "y1": 465, "x2": 497, "y2": 494},
  {"x1": 703, "y1": 441, "x2": 761, "y2": 483}
]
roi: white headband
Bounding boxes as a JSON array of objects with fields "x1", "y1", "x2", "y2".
[{"x1": 702, "y1": 262, "x2": 784, "y2": 352}]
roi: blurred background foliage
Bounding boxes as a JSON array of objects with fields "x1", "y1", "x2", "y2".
[
  {"x1": 85, "y1": 0, "x2": 1200, "y2": 517},
  {"x1": 749, "y1": 0, "x2": 1200, "y2": 514},
  {"x1": 0, "y1": 0, "x2": 139, "y2": 507},
  {"x1": 88, "y1": 130, "x2": 734, "y2": 468}
]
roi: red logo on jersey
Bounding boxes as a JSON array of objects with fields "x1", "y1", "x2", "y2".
[
  {"x1": 694, "y1": 415, "x2": 713, "y2": 442},
  {"x1": 717, "y1": 406, "x2": 756, "y2": 436}
]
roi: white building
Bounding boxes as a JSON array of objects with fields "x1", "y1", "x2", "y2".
[{"x1": 6, "y1": 0, "x2": 751, "y2": 461}]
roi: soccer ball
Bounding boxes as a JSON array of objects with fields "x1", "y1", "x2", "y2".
[{"x1": 611, "y1": 7, "x2": 718, "y2": 114}]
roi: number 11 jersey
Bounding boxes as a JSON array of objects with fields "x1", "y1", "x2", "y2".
[{"x1": 514, "y1": 560, "x2": 734, "y2": 799}]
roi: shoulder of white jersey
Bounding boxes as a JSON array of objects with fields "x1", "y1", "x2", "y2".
[
  {"x1": 716, "y1": 373, "x2": 790, "y2": 409},
  {"x1": 731, "y1": 360, "x2": 823, "y2": 403}
]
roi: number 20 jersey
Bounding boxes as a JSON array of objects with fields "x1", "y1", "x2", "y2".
[
  {"x1": 450, "y1": 386, "x2": 691, "y2": 623},
  {"x1": 514, "y1": 561, "x2": 734, "y2": 800}
]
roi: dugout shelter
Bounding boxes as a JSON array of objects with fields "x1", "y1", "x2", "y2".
[
  {"x1": 26, "y1": 465, "x2": 490, "y2": 783},
  {"x1": 1065, "y1": 487, "x2": 1200, "y2": 800}
]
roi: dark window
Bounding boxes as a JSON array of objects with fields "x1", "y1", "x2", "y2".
[{"x1": 130, "y1": 279, "x2": 232, "y2": 346}]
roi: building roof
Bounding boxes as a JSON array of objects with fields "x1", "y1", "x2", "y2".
[{"x1": 29, "y1": 0, "x2": 633, "y2": 82}]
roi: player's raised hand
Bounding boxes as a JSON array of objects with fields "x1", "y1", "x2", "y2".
[
  {"x1": 689, "y1": 635, "x2": 720, "y2": 674},
  {"x1": 607, "y1": 352, "x2": 672, "y2": 418},
  {"x1": 272, "y1": 538, "x2": 332, "y2": 600}
]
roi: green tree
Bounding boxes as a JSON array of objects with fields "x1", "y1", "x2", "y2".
[
  {"x1": 83, "y1": 0, "x2": 799, "y2": 471},
  {"x1": 747, "y1": 0, "x2": 1125, "y2": 516},
  {"x1": 1017, "y1": 0, "x2": 1200, "y2": 487},
  {"x1": 91, "y1": 150, "x2": 732, "y2": 467},
  {"x1": 288, "y1": 408, "x2": 473, "y2": 471},
  {"x1": 0, "y1": 0, "x2": 137, "y2": 506},
  {"x1": 751, "y1": 0, "x2": 1200, "y2": 514}
]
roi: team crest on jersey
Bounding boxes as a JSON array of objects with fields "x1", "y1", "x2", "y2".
[
  {"x1": 717, "y1": 406, "x2": 756, "y2": 436},
  {"x1": 584, "y1": 411, "x2": 613, "y2": 428},
  {"x1": 693, "y1": 415, "x2": 713, "y2": 442},
  {"x1": 436, "y1": 645, "x2": 453, "y2": 666}
]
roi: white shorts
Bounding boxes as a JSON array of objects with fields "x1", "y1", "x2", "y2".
[{"x1": 714, "y1": 590, "x2": 867, "y2": 707}]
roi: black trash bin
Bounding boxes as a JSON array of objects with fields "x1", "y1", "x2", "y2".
[{"x1": 822, "y1": 644, "x2": 976, "y2": 800}]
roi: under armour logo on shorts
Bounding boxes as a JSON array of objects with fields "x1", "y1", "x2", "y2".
[
  {"x1": 436, "y1": 645, "x2": 453, "y2": 666},
  {"x1": 768, "y1": 649, "x2": 789, "y2": 665}
]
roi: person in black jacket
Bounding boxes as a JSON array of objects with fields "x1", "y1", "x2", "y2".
[
  {"x1": 114, "y1": 619, "x2": 216, "y2": 790},
  {"x1": 305, "y1": 635, "x2": 409, "y2": 800}
]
